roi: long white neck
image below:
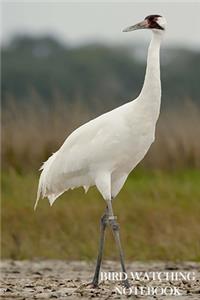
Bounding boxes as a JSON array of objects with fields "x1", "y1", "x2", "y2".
[{"x1": 139, "y1": 32, "x2": 162, "y2": 117}]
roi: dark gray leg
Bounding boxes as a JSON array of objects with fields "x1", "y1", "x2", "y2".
[
  {"x1": 107, "y1": 200, "x2": 130, "y2": 288},
  {"x1": 92, "y1": 207, "x2": 108, "y2": 287}
]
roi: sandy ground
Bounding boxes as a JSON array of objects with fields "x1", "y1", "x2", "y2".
[{"x1": 0, "y1": 260, "x2": 200, "y2": 299}]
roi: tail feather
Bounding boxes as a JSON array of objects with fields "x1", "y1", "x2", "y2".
[
  {"x1": 34, "y1": 151, "x2": 80, "y2": 210},
  {"x1": 48, "y1": 190, "x2": 66, "y2": 206},
  {"x1": 34, "y1": 153, "x2": 57, "y2": 210},
  {"x1": 34, "y1": 176, "x2": 42, "y2": 210}
]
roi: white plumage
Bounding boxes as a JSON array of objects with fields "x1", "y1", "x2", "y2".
[{"x1": 35, "y1": 15, "x2": 166, "y2": 210}]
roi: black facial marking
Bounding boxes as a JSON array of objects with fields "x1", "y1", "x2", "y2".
[
  {"x1": 145, "y1": 14, "x2": 162, "y2": 21},
  {"x1": 145, "y1": 14, "x2": 164, "y2": 30}
]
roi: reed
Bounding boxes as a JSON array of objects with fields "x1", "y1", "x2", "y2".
[
  {"x1": 2, "y1": 95, "x2": 200, "y2": 171},
  {"x1": 2, "y1": 96, "x2": 200, "y2": 260}
]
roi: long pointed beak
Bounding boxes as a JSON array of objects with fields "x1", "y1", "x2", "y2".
[{"x1": 123, "y1": 20, "x2": 149, "y2": 32}]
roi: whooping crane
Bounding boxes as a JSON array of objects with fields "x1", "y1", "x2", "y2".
[{"x1": 35, "y1": 15, "x2": 166, "y2": 288}]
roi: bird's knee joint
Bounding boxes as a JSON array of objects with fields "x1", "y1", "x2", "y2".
[
  {"x1": 100, "y1": 214, "x2": 108, "y2": 226},
  {"x1": 109, "y1": 218, "x2": 120, "y2": 231}
]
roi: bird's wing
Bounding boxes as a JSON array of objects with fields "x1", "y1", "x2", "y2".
[{"x1": 35, "y1": 109, "x2": 125, "y2": 209}]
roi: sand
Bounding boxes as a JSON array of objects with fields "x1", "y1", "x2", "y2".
[{"x1": 1, "y1": 260, "x2": 200, "y2": 299}]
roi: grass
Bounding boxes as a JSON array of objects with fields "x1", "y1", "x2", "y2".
[
  {"x1": 2, "y1": 97, "x2": 200, "y2": 171},
  {"x1": 2, "y1": 97, "x2": 200, "y2": 261},
  {"x1": 2, "y1": 168, "x2": 200, "y2": 261}
]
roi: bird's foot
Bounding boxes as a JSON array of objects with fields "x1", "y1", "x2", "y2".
[
  {"x1": 75, "y1": 281, "x2": 100, "y2": 291},
  {"x1": 91, "y1": 281, "x2": 99, "y2": 288},
  {"x1": 123, "y1": 278, "x2": 131, "y2": 289}
]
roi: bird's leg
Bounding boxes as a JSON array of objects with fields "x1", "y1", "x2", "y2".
[
  {"x1": 92, "y1": 206, "x2": 108, "y2": 287},
  {"x1": 107, "y1": 200, "x2": 130, "y2": 288}
]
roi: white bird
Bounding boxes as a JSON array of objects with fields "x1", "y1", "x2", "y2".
[{"x1": 35, "y1": 15, "x2": 166, "y2": 288}]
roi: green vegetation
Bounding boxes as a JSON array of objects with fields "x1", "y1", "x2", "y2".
[
  {"x1": 2, "y1": 35, "x2": 200, "y2": 261},
  {"x1": 2, "y1": 169, "x2": 200, "y2": 261},
  {"x1": 2, "y1": 95, "x2": 200, "y2": 261}
]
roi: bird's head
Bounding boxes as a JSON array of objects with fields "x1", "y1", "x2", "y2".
[{"x1": 123, "y1": 15, "x2": 167, "y2": 33}]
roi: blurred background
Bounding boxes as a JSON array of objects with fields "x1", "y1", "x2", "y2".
[{"x1": 1, "y1": 1, "x2": 200, "y2": 261}]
